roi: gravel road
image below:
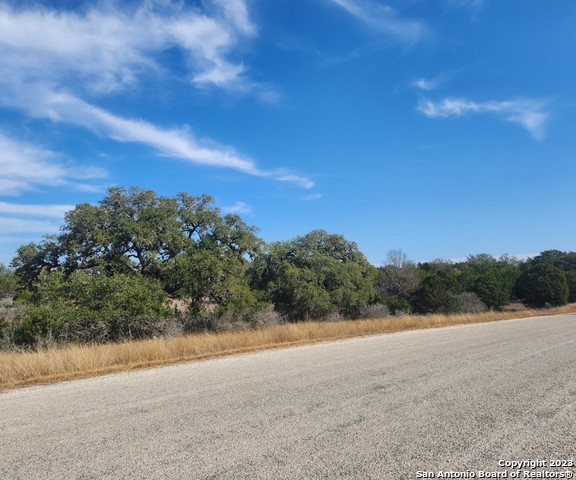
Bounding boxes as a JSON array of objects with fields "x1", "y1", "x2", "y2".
[{"x1": 1, "y1": 314, "x2": 575, "y2": 479}]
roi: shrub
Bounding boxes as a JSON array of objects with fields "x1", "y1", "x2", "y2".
[
  {"x1": 0, "y1": 314, "x2": 14, "y2": 349},
  {"x1": 450, "y1": 292, "x2": 487, "y2": 314},
  {"x1": 514, "y1": 264, "x2": 569, "y2": 308},
  {"x1": 471, "y1": 273, "x2": 511, "y2": 309},
  {"x1": 0, "y1": 263, "x2": 17, "y2": 299},
  {"x1": 387, "y1": 298, "x2": 412, "y2": 316},
  {"x1": 411, "y1": 273, "x2": 459, "y2": 314},
  {"x1": 14, "y1": 272, "x2": 172, "y2": 346},
  {"x1": 252, "y1": 305, "x2": 284, "y2": 328},
  {"x1": 358, "y1": 303, "x2": 390, "y2": 319}
]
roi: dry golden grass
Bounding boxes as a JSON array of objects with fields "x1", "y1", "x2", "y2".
[{"x1": 1, "y1": 304, "x2": 575, "y2": 390}]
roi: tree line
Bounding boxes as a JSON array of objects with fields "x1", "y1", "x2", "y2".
[{"x1": 1, "y1": 187, "x2": 574, "y2": 348}]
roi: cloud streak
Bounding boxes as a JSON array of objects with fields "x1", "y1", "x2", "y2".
[
  {"x1": 0, "y1": 202, "x2": 74, "y2": 218},
  {"x1": 8, "y1": 90, "x2": 313, "y2": 188},
  {"x1": 412, "y1": 79, "x2": 438, "y2": 91},
  {"x1": 412, "y1": 72, "x2": 455, "y2": 91},
  {"x1": 0, "y1": 133, "x2": 106, "y2": 196},
  {"x1": 418, "y1": 97, "x2": 550, "y2": 139},
  {"x1": 222, "y1": 201, "x2": 251, "y2": 214},
  {"x1": 0, "y1": 217, "x2": 62, "y2": 235},
  {"x1": 0, "y1": 200, "x2": 74, "y2": 244},
  {"x1": 326, "y1": 0, "x2": 425, "y2": 44}
]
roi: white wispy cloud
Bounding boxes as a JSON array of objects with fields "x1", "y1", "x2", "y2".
[
  {"x1": 326, "y1": 0, "x2": 425, "y2": 43},
  {"x1": 0, "y1": 200, "x2": 72, "y2": 245},
  {"x1": 418, "y1": 97, "x2": 549, "y2": 139},
  {"x1": 412, "y1": 72, "x2": 454, "y2": 91},
  {"x1": 412, "y1": 79, "x2": 437, "y2": 91},
  {"x1": 0, "y1": 217, "x2": 62, "y2": 234},
  {"x1": 0, "y1": 1, "x2": 311, "y2": 188},
  {"x1": 303, "y1": 193, "x2": 323, "y2": 201},
  {"x1": 222, "y1": 201, "x2": 251, "y2": 214},
  {"x1": 0, "y1": 202, "x2": 74, "y2": 218},
  {"x1": 0, "y1": 1, "x2": 254, "y2": 93},
  {"x1": 0, "y1": 133, "x2": 106, "y2": 196},
  {"x1": 212, "y1": 0, "x2": 256, "y2": 36},
  {"x1": 6, "y1": 91, "x2": 313, "y2": 188}
]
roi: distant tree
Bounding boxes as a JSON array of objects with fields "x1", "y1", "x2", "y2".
[
  {"x1": 418, "y1": 259, "x2": 456, "y2": 272},
  {"x1": 411, "y1": 262, "x2": 462, "y2": 314},
  {"x1": 514, "y1": 263, "x2": 569, "y2": 308},
  {"x1": 385, "y1": 249, "x2": 410, "y2": 269},
  {"x1": 250, "y1": 230, "x2": 377, "y2": 321},
  {"x1": 412, "y1": 274, "x2": 453, "y2": 314},
  {"x1": 524, "y1": 250, "x2": 576, "y2": 303},
  {"x1": 528, "y1": 250, "x2": 576, "y2": 271},
  {"x1": 377, "y1": 249, "x2": 418, "y2": 312}
]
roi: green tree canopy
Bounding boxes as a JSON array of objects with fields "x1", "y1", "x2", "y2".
[
  {"x1": 523, "y1": 250, "x2": 576, "y2": 302},
  {"x1": 11, "y1": 187, "x2": 262, "y2": 314},
  {"x1": 411, "y1": 262, "x2": 462, "y2": 314},
  {"x1": 528, "y1": 250, "x2": 576, "y2": 271},
  {"x1": 514, "y1": 263, "x2": 569, "y2": 308},
  {"x1": 456, "y1": 254, "x2": 520, "y2": 309},
  {"x1": 250, "y1": 230, "x2": 377, "y2": 321}
]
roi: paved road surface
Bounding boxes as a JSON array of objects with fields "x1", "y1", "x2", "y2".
[{"x1": 1, "y1": 314, "x2": 575, "y2": 479}]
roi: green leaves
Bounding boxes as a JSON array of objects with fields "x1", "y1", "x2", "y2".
[
  {"x1": 251, "y1": 230, "x2": 377, "y2": 321},
  {"x1": 15, "y1": 272, "x2": 170, "y2": 345},
  {"x1": 12, "y1": 239, "x2": 61, "y2": 289},
  {"x1": 12, "y1": 187, "x2": 261, "y2": 280},
  {"x1": 0, "y1": 263, "x2": 17, "y2": 299},
  {"x1": 515, "y1": 263, "x2": 569, "y2": 308}
]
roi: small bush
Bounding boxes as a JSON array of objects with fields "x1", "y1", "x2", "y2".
[
  {"x1": 181, "y1": 308, "x2": 215, "y2": 333},
  {"x1": 358, "y1": 303, "x2": 390, "y2": 319},
  {"x1": 318, "y1": 308, "x2": 344, "y2": 323},
  {"x1": 0, "y1": 314, "x2": 14, "y2": 349},
  {"x1": 387, "y1": 298, "x2": 412, "y2": 316},
  {"x1": 252, "y1": 305, "x2": 284, "y2": 328},
  {"x1": 451, "y1": 292, "x2": 487, "y2": 313},
  {"x1": 210, "y1": 311, "x2": 251, "y2": 332}
]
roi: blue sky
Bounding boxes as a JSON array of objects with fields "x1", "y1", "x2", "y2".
[{"x1": 0, "y1": 0, "x2": 574, "y2": 266}]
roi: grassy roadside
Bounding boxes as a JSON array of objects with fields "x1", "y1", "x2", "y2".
[{"x1": 1, "y1": 304, "x2": 575, "y2": 390}]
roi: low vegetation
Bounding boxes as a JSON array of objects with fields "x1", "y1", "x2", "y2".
[{"x1": 1, "y1": 304, "x2": 575, "y2": 389}]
